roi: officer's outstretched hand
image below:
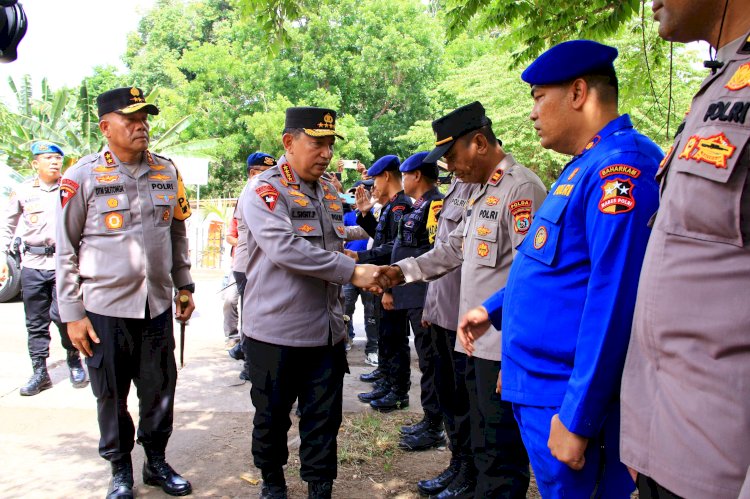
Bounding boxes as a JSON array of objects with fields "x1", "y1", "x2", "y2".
[
  {"x1": 457, "y1": 306, "x2": 491, "y2": 356},
  {"x1": 373, "y1": 265, "x2": 404, "y2": 289},
  {"x1": 175, "y1": 291, "x2": 195, "y2": 322},
  {"x1": 351, "y1": 264, "x2": 383, "y2": 293},
  {"x1": 68, "y1": 317, "x2": 100, "y2": 357},
  {"x1": 548, "y1": 414, "x2": 588, "y2": 471}
]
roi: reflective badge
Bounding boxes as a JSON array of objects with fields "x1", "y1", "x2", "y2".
[
  {"x1": 93, "y1": 165, "x2": 116, "y2": 173},
  {"x1": 533, "y1": 226, "x2": 547, "y2": 249},
  {"x1": 725, "y1": 62, "x2": 750, "y2": 91},
  {"x1": 599, "y1": 178, "x2": 636, "y2": 214},
  {"x1": 175, "y1": 170, "x2": 192, "y2": 220},
  {"x1": 104, "y1": 151, "x2": 116, "y2": 166},
  {"x1": 567, "y1": 167, "x2": 580, "y2": 181},
  {"x1": 678, "y1": 132, "x2": 736, "y2": 169},
  {"x1": 288, "y1": 190, "x2": 305, "y2": 197},
  {"x1": 508, "y1": 199, "x2": 532, "y2": 234},
  {"x1": 659, "y1": 146, "x2": 674, "y2": 170},
  {"x1": 487, "y1": 169, "x2": 504, "y2": 186},
  {"x1": 256, "y1": 185, "x2": 279, "y2": 211},
  {"x1": 328, "y1": 203, "x2": 341, "y2": 211},
  {"x1": 485, "y1": 196, "x2": 499, "y2": 206},
  {"x1": 324, "y1": 193, "x2": 337, "y2": 201},
  {"x1": 60, "y1": 178, "x2": 79, "y2": 209},
  {"x1": 281, "y1": 163, "x2": 297, "y2": 184},
  {"x1": 148, "y1": 173, "x2": 173, "y2": 181},
  {"x1": 599, "y1": 164, "x2": 641, "y2": 178},
  {"x1": 477, "y1": 242, "x2": 490, "y2": 258},
  {"x1": 105, "y1": 212, "x2": 124, "y2": 230},
  {"x1": 107, "y1": 198, "x2": 118, "y2": 208},
  {"x1": 294, "y1": 198, "x2": 309, "y2": 207},
  {"x1": 298, "y1": 224, "x2": 315, "y2": 233},
  {"x1": 162, "y1": 208, "x2": 171, "y2": 222},
  {"x1": 96, "y1": 175, "x2": 120, "y2": 184},
  {"x1": 476, "y1": 225, "x2": 492, "y2": 236}
]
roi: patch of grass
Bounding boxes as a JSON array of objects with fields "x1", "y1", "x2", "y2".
[{"x1": 337, "y1": 412, "x2": 413, "y2": 472}]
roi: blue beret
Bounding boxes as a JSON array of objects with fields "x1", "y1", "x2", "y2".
[
  {"x1": 351, "y1": 179, "x2": 374, "y2": 189},
  {"x1": 30, "y1": 141, "x2": 64, "y2": 156},
  {"x1": 521, "y1": 40, "x2": 618, "y2": 86},
  {"x1": 367, "y1": 155, "x2": 400, "y2": 177},
  {"x1": 247, "y1": 152, "x2": 277, "y2": 170},
  {"x1": 400, "y1": 151, "x2": 439, "y2": 178}
]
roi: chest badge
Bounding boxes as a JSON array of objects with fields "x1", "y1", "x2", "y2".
[
  {"x1": 149, "y1": 173, "x2": 172, "y2": 181},
  {"x1": 328, "y1": 203, "x2": 341, "y2": 212},
  {"x1": 288, "y1": 190, "x2": 305, "y2": 198},
  {"x1": 162, "y1": 208, "x2": 171, "y2": 222},
  {"x1": 336, "y1": 226, "x2": 345, "y2": 236},
  {"x1": 93, "y1": 165, "x2": 116, "y2": 173},
  {"x1": 298, "y1": 224, "x2": 314, "y2": 233},
  {"x1": 484, "y1": 196, "x2": 499, "y2": 206},
  {"x1": 477, "y1": 242, "x2": 490, "y2": 258},
  {"x1": 105, "y1": 212, "x2": 124, "y2": 230},
  {"x1": 678, "y1": 132, "x2": 736, "y2": 169},
  {"x1": 725, "y1": 62, "x2": 750, "y2": 91},
  {"x1": 107, "y1": 198, "x2": 119, "y2": 208},
  {"x1": 294, "y1": 198, "x2": 309, "y2": 207},
  {"x1": 96, "y1": 175, "x2": 120, "y2": 184},
  {"x1": 324, "y1": 193, "x2": 337, "y2": 201},
  {"x1": 476, "y1": 225, "x2": 492, "y2": 237},
  {"x1": 533, "y1": 226, "x2": 547, "y2": 249}
]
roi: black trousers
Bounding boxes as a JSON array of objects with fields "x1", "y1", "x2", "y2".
[
  {"x1": 431, "y1": 325, "x2": 471, "y2": 456},
  {"x1": 86, "y1": 307, "x2": 177, "y2": 462},
  {"x1": 637, "y1": 474, "x2": 684, "y2": 499},
  {"x1": 21, "y1": 267, "x2": 73, "y2": 359},
  {"x1": 248, "y1": 337, "x2": 348, "y2": 482},
  {"x1": 465, "y1": 357, "x2": 529, "y2": 498},
  {"x1": 343, "y1": 284, "x2": 379, "y2": 354}
]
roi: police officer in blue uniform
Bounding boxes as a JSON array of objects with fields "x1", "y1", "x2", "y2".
[
  {"x1": 458, "y1": 41, "x2": 663, "y2": 497},
  {"x1": 348, "y1": 156, "x2": 411, "y2": 393}
]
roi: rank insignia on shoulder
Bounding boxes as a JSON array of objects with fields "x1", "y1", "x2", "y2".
[
  {"x1": 599, "y1": 178, "x2": 635, "y2": 214},
  {"x1": 599, "y1": 164, "x2": 641, "y2": 178},
  {"x1": 485, "y1": 196, "x2": 499, "y2": 206},
  {"x1": 145, "y1": 150, "x2": 156, "y2": 166},
  {"x1": 567, "y1": 167, "x2": 580, "y2": 181},
  {"x1": 324, "y1": 193, "x2": 338, "y2": 201},
  {"x1": 678, "y1": 132, "x2": 736, "y2": 169},
  {"x1": 288, "y1": 189, "x2": 305, "y2": 197},
  {"x1": 149, "y1": 173, "x2": 173, "y2": 181},
  {"x1": 488, "y1": 169, "x2": 504, "y2": 186},
  {"x1": 104, "y1": 151, "x2": 116, "y2": 166},
  {"x1": 725, "y1": 62, "x2": 750, "y2": 91},
  {"x1": 60, "y1": 179, "x2": 79, "y2": 209},
  {"x1": 96, "y1": 174, "x2": 120, "y2": 184},
  {"x1": 281, "y1": 163, "x2": 297, "y2": 185},
  {"x1": 584, "y1": 135, "x2": 601, "y2": 151},
  {"x1": 477, "y1": 242, "x2": 490, "y2": 257},
  {"x1": 93, "y1": 165, "x2": 116, "y2": 173},
  {"x1": 533, "y1": 226, "x2": 547, "y2": 249},
  {"x1": 294, "y1": 198, "x2": 309, "y2": 207},
  {"x1": 298, "y1": 224, "x2": 315, "y2": 233},
  {"x1": 256, "y1": 185, "x2": 280, "y2": 211}
]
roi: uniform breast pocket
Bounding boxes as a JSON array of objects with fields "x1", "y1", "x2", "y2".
[
  {"x1": 471, "y1": 220, "x2": 498, "y2": 267},
  {"x1": 23, "y1": 205, "x2": 43, "y2": 226},
  {"x1": 291, "y1": 209, "x2": 323, "y2": 237},
  {"x1": 94, "y1": 195, "x2": 131, "y2": 232},
  {"x1": 516, "y1": 194, "x2": 568, "y2": 266},
  {"x1": 659, "y1": 126, "x2": 749, "y2": 246},
  {"x1": 150, "y1": 191, "x2": 176, "y2": 227}
]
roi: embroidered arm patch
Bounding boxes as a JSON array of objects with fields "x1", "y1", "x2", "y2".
[{"x1": 256, "y1": 185, "x2": 280, "y2": 211}]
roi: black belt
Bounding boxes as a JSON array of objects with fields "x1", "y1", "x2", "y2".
[{"x1": 24, "y1": 244, "x2": 55, "y2": 256}]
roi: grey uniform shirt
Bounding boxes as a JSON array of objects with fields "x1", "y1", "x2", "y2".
[
  {"x1": 421, "y1": 179, "x2": 477, "y2": 331},
  {"x1": 397, "y1": 154, "x2": 547, "y2": 361},
  {"x1": 0, "y1": 177, "x2": 59, "y2": 270},
  {"x1": 620, "y1": 31, "x2": 750, "y2": 499},
  {"x1": 240, "y1": 163, "x2": 356, "y2": 347},
  {"x1": 231, "y1": 185, "x2": 250, "y2": 273},
  {"x1": 56, "y1": 147, "x2": 193, "y2": 322}
]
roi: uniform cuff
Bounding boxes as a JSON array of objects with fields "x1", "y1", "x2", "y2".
[
  {"x1": 482, "y1": 288, "x2": 505, "y2": 330},
  {"x1": 336, "y1": 254, "x2": 357, "y2": 285},
  {"x1": 59, "y1": 302, "x2": 87, "y2": 323},
  {"x1": 396, "y1": 258, "x2": 422, "y2": 283},
  {"x1": 172, "y1": 269, "x2": 193, "y2": 290}
]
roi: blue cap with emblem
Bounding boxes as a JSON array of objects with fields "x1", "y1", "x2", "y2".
[
  {"x1": 247, "y1": 152, "x2": 277, "y2": 172},
  {"x1": 400, "y1": 151, "x2": 439, "y2": 179},
  {"x1": 521, "y1": 40, "x2": 618, "y2": 86},
  {"x1": 366, "y1": 155, "x2": 401, "y2": 177},
  {"x1": 30, "y1": 141, "x2": 64, "y2": 156}
]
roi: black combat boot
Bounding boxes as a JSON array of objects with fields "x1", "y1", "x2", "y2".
[
  {"x1": 400, "y1": 415, "x2": 432, "y2": 435},
  {"x1": 359, "y1": 367, "x2": 383, "y2": 383},
  {"x1": 259, "y1": 469, "x2": 287, "y2": 499},
  {"x1": 228, "y1": 342, "x2": 245, "y2": 360},
  {"x1": 417, "y1": 455, "x2": 461, "y2": 496},
  {"x1": 398, "y1": 419, "x2": 446, "y2": 451},
  {"x1": 19, "y1": 358, "x2": 52, "y2": 396},
  {"x1": 357, "y1": 384, "x2": 390, "y2": 403},
  {"x1": 370, "y1": 391, "x2": 409, "y2": 412},
  {"x1": 107, "y1": 456, "x2": 134, "y2": 499},
  {"x1": 143, "y1": 448, "x2": 192, "y2": 496},
  {"x1": 435, "y1": 457, "x2": 476, "y2": 499},
  {"x1": 67, "y1": 349, "x2": 88, "y2": 388},
  {"x1": 308, "y1": 480, "x2": 333, "y2": 499}
]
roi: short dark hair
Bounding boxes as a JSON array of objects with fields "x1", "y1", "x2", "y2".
[
  {"x1": 461, "y1": 124, "x2": 501, "y2": 147},
  {"x1": 282, "y1": 127, "x2": 305, "y2": 137},
  {"x1": 582, "y1": 73, "x2": 618, "y2": 105}
]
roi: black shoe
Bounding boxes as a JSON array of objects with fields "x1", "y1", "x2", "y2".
[
  {"x1": 67, "y1": 350, "x2": 88, "y2": 388},
  {"x1": 239, "y1": 370, "x2": 250, "y2": 381},
  {"x1": 308, "y1": 480, "x2": 333, "y2": 499},
  {"x1": 357, "y1": 385, "x2": 389, "y2": 403},
  {"x1": 401, "y1": 416, "x2": 432, "y2": 436},
  {"x1": 259, "y1": 481, "x2": 288, "y2": 499},
  {"x1": 370, "y1": 392, "x2": 409, "y2": 412},
  {"x1": 434, "y1": 459, "x2": 476, "y2": 499},
  {"x1": 107, "y1": 456, "x2": 134, "y2": 499},
  {"x1": 19, "y1": 358, "x2": 52, "y2": 396},
  {"x1": 143, "y1": 451, "x2": 192, "y2": 496},
  {"x1": 228, "y1": 343, "x2": 245, "y2": 361},
  {"x1": 359, "y1": 368, "x2": 383, "y2": 383},
  {"x1": 417, "y1": 456, "x2": 461, "y2": 496},
  {"x1": 398, "y1": 426, "x2": 446, "y2": 451}
]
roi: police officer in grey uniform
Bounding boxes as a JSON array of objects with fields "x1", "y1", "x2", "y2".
[
  {"x1": 239, "y1": 107, "x2": 380, "y2": 499},
  {"x1": 376, "y1": 102, "x2": 547, "y2": 498},
  {"x1": 0, "y1": 141, "x2": 87, "y2": 395},
  {"x1": 56, "y1": 87, "x2": 195, "y2": 499}
]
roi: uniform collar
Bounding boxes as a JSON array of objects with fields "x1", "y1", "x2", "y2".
[
  {"x1": 575, "y1": 114, "x2": 633, "y2": 159},
  {"x1": 102, "y1": 147, "x2": 147, "y2": 179}
]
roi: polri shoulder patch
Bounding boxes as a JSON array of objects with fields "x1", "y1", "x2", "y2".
[
  {"x1": 256, "y1": 184, "x2": 280, "y2": 211},
  {"x1": 599, "y1": 178, "x2": 635, "y2": 215}
]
